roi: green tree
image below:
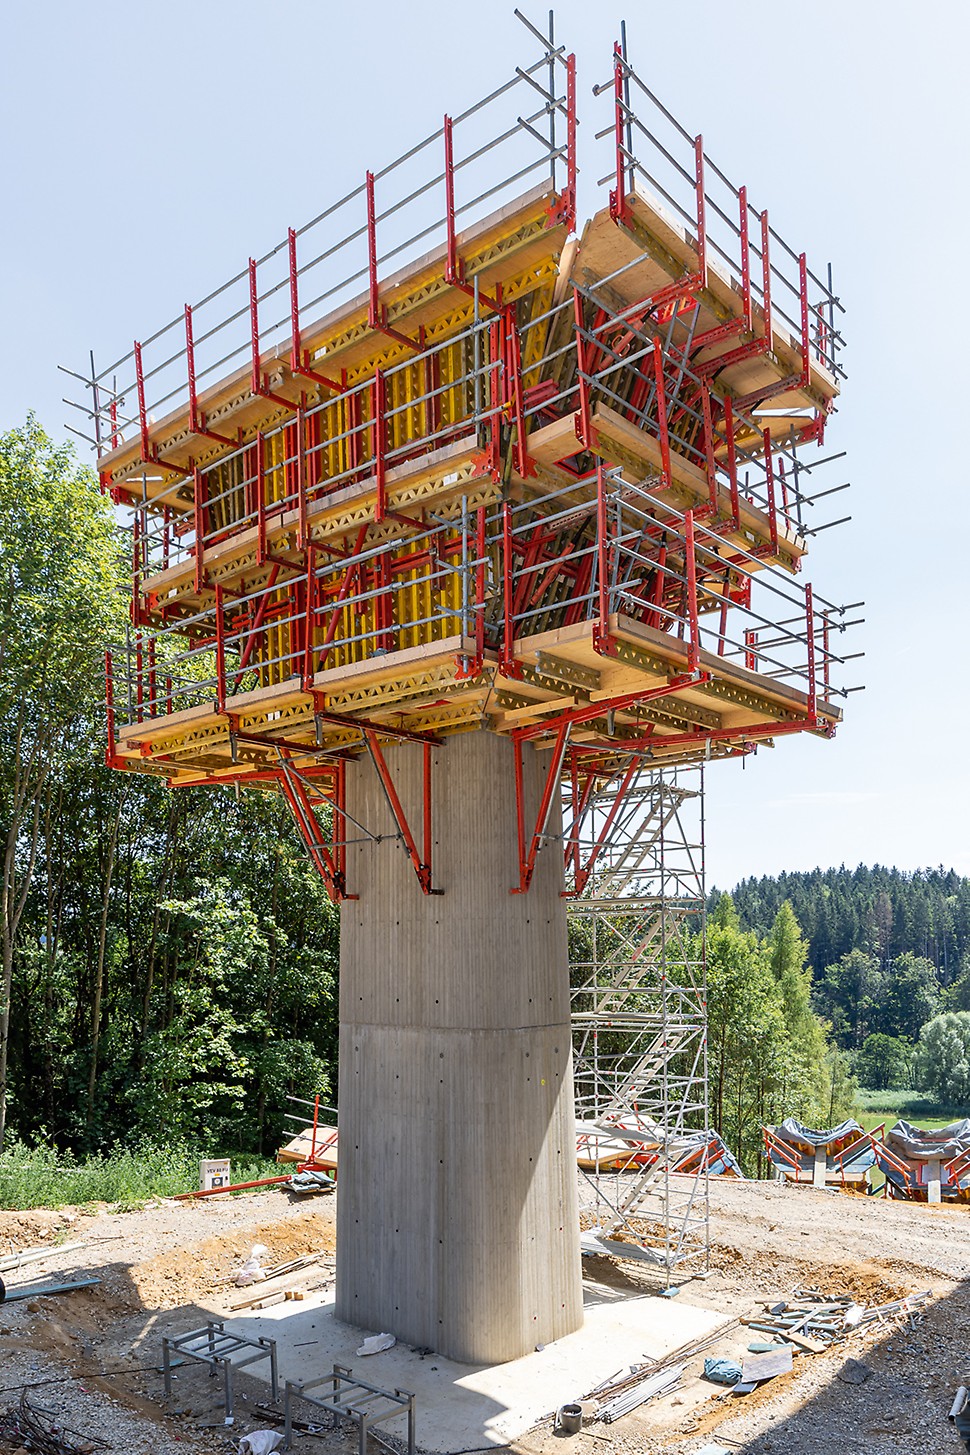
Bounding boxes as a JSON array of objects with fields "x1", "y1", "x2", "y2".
[
  {"x1": 913, "y1": 1012, "x2": 970, "y2": 1104},
  {"x1": 856, "y1": 1032, "x2": 912, "y2": 1091},
  {"x1": 0, "y1": 418, "x2": 123, "y2": 1147}
]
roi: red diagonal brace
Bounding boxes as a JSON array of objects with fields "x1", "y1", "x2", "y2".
[{"x1": 364, "y1": 729, "x2": 438, "y2": 894}]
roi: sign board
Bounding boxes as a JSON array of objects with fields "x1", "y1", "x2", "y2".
[{"x1": 200, "y1": 1158, "x2": 231, "y2": 1192}]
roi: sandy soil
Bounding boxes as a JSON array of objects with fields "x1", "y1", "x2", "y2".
[{"x1": 0, "y1": 1179, "x2": 966, "y2": 1453}]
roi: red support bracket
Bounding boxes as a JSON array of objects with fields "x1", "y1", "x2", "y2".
[
  {"x1": 511, "y1": 724, "x2": 571, "y2": 895},
  {"x1": 568, "y1": 757, "x2": 640, "y2": 897},
  {"x1": 364, "y1": 729, "x2": 440, "y2": 894},
  {"x1": 277, "y1": 758, "x2": 347, "y2": 902},
  {"x1": 184, "y1": 305, "x2": 238, "y2": 446}
]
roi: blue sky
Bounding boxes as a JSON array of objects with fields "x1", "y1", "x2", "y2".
[{"x1": 1, "y1": 1, "x2": 965, "y2": 890}]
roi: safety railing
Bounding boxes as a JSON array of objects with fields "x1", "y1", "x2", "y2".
[
  {"x1": 593, "y1": 40, "x2": 845, "y2": 383},
  {"x1": 62, "y1": 22, "x2": 577, "y2": 460}
]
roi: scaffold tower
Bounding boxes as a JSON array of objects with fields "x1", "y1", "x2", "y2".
[
  {"x1": 566, "y1": 765, "x2": 709, "y2": 1278},
  {"x1": 65, "y1": 14, "x2": 857, "y2": 1363}
]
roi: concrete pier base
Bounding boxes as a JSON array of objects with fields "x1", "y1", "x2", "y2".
[{"x1": 335, "y1": 731, "x2": 582, "y2": 1364}]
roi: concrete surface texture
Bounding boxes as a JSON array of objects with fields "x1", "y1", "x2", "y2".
[
  {"x1": 336, "y1": 731, "x2": 582, "y2": 1362},
  {"x1": 234, "y1": 1279, "x2": 725, "y2": 1450}
]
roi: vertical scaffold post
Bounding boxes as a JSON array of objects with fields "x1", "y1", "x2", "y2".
[
  {"x1": 724, "y1": 395, "x2": 740, "y2": 528},
  {"x1": 193, "y1": 466, "x2": 206, "y2": 593},
  {"x1": 214, "y1": 584, "x2": 226, "y2": 714},
  {"x1": 595, "y1": 464, "x2": 610, "y2": 649},
  {"x1": 805, "y1": 582, "x2": 817, "y2": 723},
  {"x1": 373, "y1": 369, "x2": 387, "y2": 522},
  {"x1": 762, "y1": 429, "x2": 779, "y2": 555},
  {"x1": 502, "y1": 501, "x2": 516, "y2": 675},
  {"x1": 652, "y1": 337, "x2": 671, "y2": 487},
  {"x1": 684, "y1": 509, "x2": 701, "y2": 675}
]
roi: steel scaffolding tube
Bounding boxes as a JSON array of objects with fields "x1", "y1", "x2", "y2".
[{"x1": 565, "y1": 763, "x2": 709, "y2": 1280}]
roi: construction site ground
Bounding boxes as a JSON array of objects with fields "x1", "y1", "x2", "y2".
[{"x1": 0, "y1": 1177, "x2": 965, "y2": 1455}]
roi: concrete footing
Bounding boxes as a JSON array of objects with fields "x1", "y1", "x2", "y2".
[{"x1": 335, "y1": 731, "x2": 582, "y2": 1364}]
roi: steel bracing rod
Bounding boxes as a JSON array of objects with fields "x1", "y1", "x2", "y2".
[{"x1": 511, "y1": 722, "x2": 571, "y2": 894}]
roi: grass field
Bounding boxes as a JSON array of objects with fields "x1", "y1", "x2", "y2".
[
  {"x1": 855, "y1": 1088, "x2": 969, "y2": 1135},
  {"x1": 0, "y1": 1141, "x2": 281, "y2": 1211}
]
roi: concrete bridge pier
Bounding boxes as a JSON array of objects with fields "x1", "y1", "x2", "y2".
[{"x1": 335, "y1": 730, "x2": 583, "y2": 1364}]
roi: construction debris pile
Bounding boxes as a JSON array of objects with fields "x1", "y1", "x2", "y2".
[
  {"x1": 0, "y1": 1391, "x2": 107, "y2": 1455},
  {"x1": 743, "y1": 1288, "x2": 931, "y2": 1355}
]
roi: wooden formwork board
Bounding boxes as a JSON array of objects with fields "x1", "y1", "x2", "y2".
[
  {"x1": 572, "y1": 189, "x2": 838, "y2": 415},
  {"x1": 100, "y1": 185, "x2": 567, "y2": 489},
  {"x1": 113, "y1": 606, "x2": 836, "y2": 785}
]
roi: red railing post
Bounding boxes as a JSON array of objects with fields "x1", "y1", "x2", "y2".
[
  {"x1": 739, "y1": 185, "x2": 752, "y2": 331},
  {"x1": 760, "y1": 211, "x2": 773, "y2": 352},
  {"x1": 609, "y1": 42, "x2": 629, "y2": 224},
  {"x1": 134, "y1": 340, "x2": 151, "y2": 462},
  {"x1": 798, "y1": 251, "x2": 811, "y2": 386},
  {"x1": 694, "y1": 135, "x2": 707, "y2": 288}
]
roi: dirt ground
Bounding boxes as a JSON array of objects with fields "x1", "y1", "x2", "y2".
[{"x1": 0, "y1": 1178, "x2": 967, "y2": 1454}]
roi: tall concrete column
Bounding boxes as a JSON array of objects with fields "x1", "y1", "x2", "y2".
[{"x1": 335, "y1": 730, "x2": 582, "y2": 1364}]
